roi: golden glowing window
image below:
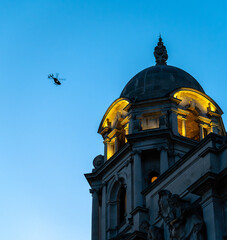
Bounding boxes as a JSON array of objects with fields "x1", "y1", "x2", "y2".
[
  {"x1": 177, "y1": 112, "x2": 200, "y2": 141},
  {"x1": 148, "y1": 171, "x2": 159, "y2": 184},
  {"x1": 151, "y1": 176, "x2": 158, "y2": 183},
  {"x1": 185, "y1": 112, "x2": 200, "y2": 141}
]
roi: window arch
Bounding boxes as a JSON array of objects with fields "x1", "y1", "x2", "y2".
[
  {"x1": 108, "y1": 178, "x2": 127, "y2": 231},
  {"x1": 148, "y1": 171, "x2": 159, "y2": 184},
  {"x1": 173, "y1": 89, "x2": 226, "y2": 140}
]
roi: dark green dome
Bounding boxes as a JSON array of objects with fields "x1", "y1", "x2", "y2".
[{"x1": 120, "y1": 65, "x2": 204, "y2": 101}]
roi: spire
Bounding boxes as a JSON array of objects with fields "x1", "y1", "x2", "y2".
[{"x1": 154, "y1": 36, "x2": 168, "y2": 65}]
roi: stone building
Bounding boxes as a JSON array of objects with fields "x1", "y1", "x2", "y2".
[{"x1": 85, "y1": 37, "x2": 227, "y2": 240}]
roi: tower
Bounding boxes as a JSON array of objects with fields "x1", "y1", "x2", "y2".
[{"x1": 85, "y1": 38, "x2": 227, "y2": 240}]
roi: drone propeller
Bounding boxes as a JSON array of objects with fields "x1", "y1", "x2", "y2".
[
  {"x1": 56, "y1": 73, "x2": 59, "y2": 78},
  {"x1": 59, "y1": 78, "x2": 66, "y2": 81}
]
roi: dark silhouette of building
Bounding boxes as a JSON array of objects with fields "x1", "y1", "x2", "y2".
[{"x1": 85, "y1": 37, "x2": 227, "y2": 240}]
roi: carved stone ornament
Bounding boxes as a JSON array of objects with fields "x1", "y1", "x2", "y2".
[
  {"x1": 158, "y1": 190, "x2": 206, "y2": 240},
  {"x1": 159, "y1": 114, "x2": 168, "y2": 128},
  {"x1": 93, "y1": 155, "x2": 104, "y2": 169},
  {"x1": 140, "y1": 221, "x2": 164, "y2": 240},
  {"x1": 147, "y1": 225, "x2": 164, "y2": 240},
  {"x1": 154, "y1": 36, "x2": 168, "y2": 65}
]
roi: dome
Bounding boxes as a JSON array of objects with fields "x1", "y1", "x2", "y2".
[
  {"x1": 120, "y1": 65, "x2": 205, "y2": 101},
  {"x1": 120, "y1": 37, "x2": 204, "y2": 102}
]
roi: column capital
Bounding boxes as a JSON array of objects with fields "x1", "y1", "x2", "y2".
[
  {"x1": 89, "y1": 186, "x2": 100, "y2": 195},
  {"x1": 114, "y1": 172, "x2": 119, "y2": 182},
  {"x1": 89, "y1": 188, "x2": 96, "y2": 194},
  {"x1": 132, "y1": 149, "x2": 142, "y2": 155},
  {"x1": 157, "y1": 146, "x2": 168, "y2": 151},
  {"x1": 210, "y1": 122, "x2": 218, "y2": 127},
  {"x1": 102, "y1": 181, "x2": 107, "y2": 187},
  {"x1": 103, "y1": 137, "x2": 111, "y2": 144},
  {"x1": 124, "y1": 157, "x2": 133, "y2": 167}
]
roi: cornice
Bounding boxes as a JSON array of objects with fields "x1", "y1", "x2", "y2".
[
  {"x1": 142, "y1": 133, "x2": 225, "y2": 195},
  {"x1": 84, "y1": 143, "x2": 131, "y2": 185}
]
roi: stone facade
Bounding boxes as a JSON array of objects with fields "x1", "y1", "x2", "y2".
[{"x1": 85, "y1": 39, "x2": 227, "y2": 240}]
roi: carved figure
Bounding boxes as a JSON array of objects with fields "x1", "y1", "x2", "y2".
[
  {"x1": 147, "y1": 225, "x2": 164, "y2": 240},
  {"x1": 154, "y1": 36, "x2": 168, "y2": 65},
  {"x1": 158, "y1": 190, "x2": 206, "y2": 240},
  {"x1": 140, "y1": 221, "x2": 164, "y2": 240},
  {"x1": 93, "y1": 155, "x2": 104, "y2": 170}
]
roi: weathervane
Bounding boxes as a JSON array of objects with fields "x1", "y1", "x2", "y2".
[{"x1": 154, "y1": 35, "x2": 168, "y2": 65}]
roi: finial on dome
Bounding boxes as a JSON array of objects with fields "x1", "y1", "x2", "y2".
[{"x1": 154, "y1": 35, "x2": 168, "y2": 65}]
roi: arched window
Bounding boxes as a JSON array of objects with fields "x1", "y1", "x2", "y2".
[
  {"x1": 118, "y1": 186, "x2": 127, "y2": 225},
  {"x1": 148, "y1": 171, "x2": 159, "y2": 184}
]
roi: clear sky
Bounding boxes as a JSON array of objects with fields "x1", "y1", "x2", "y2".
[{"x1": 0, "y1": 0, "x2": 227, "y2": 239}]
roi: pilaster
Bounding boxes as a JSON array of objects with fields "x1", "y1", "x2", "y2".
[
  {"x1": 201, "y1": 189, "x2": 224, "y2": 240},
  {"x1": 170, "y1": 109, "x2": 179, "y2": 135},
  {"x1": 133, "y1": 150, "x2": 143, "y2": 208},
  {"x1": 159, "y1": 146, "x2": 169, "y2": 174},
  {"x1": 90, "y1": 188, "x2": 100, "y2": 240},
  {"x1": 101, "y1": 182, "x2": 107, "y2": 240}
]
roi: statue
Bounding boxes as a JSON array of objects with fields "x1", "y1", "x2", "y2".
[
  {"x1": 147, "y1": 225, "x2": 164, "y2": 240},
  {"x1": 154, "y1": 36, "x2": 168, "y2": 65},
  {"x1": 93, "y1": 155, "x2": 104, "y2": 170},
  {"x1": 158, "y1": 190, "x2": 206, "y2": 240},
  {"x1": 140, "y1": 221, "x2": 164, "y2": 240}
]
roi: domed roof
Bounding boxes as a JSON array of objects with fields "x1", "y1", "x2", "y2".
[
  {"x1": 120, "y1": 37, "x2": 204, "y2": 102},
  {"x1": 120, "y1": 65, "x2": 204, "y2": 101}
]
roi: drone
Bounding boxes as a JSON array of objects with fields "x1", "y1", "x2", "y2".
[{"x1": 48, "y1": 73, "x2": 65, "y2": 85}]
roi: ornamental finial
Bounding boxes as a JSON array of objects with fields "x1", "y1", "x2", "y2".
[{"x1": 154, "y1": 35, "x2": 168, "y2": 65}]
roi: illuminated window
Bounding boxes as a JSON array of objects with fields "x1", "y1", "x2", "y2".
[
  {"x1": 151, "y1": 176, "x2": 158, "y2": 183},
  {"x1": 185, "y1": 112, "x2": 200, "y2": 141},
  {"x1": 142, "y1": 117, "x2": 159, "y2": 130},
  {"x1": 178, "y1": 111, "x2": 200, "y2": 141},
  {"x1": 148, "y1": 171, "x2": 159, "y2": 184}
]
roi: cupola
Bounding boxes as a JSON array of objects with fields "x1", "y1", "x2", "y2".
[{"x1": 98, "y1": 37, "x2": 225, "y2": 162}]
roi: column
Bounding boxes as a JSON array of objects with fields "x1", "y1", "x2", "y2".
[
  {"x1": 170, "y1": 109, "x2": 179, "y2": 135},
  {"x1": 90, "y1": 188, "x2": 99, "y2": 240},
  {"x1": 200, "y1": 124, "x2": 204, "y2": 140},
  {"x1": 104, "y1": 141, "x2": 108, "y2": 162},
  {"x1": 160, "y1": 147, "x2": 168, "y2": 174},
  {"x1": 201, "y1": 189, "x2": 224, "y2": 240},
  {"x1": 133, "y1": 150, "x2": 143, "y2": 208},
  {"x1": 125, "y1": 157, "x2": 132, "y2": 222},
  {"x1": 101, "y1": 183, "x2": 106, "y2": 240},
  {"x1": 210, "y1": 122, "x2": 219, "y2": 134},
  {"x1": 114, "y1": 136, "x2": 118, "y2": 153},
  {"x1": 107, "y1": 140, "x2": 114, "y2": 160},
  {"x1": 182, "y1": 117, "x2": 186, "y2": 137}
]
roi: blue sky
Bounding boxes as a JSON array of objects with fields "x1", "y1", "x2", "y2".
[{"x1": 0, "y1": 0, "x2": 227, "y2": 239}]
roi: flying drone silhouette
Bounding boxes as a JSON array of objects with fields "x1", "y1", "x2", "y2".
[{"x1": 48, "y1": 73, "x2": 65, "y2": 85}]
